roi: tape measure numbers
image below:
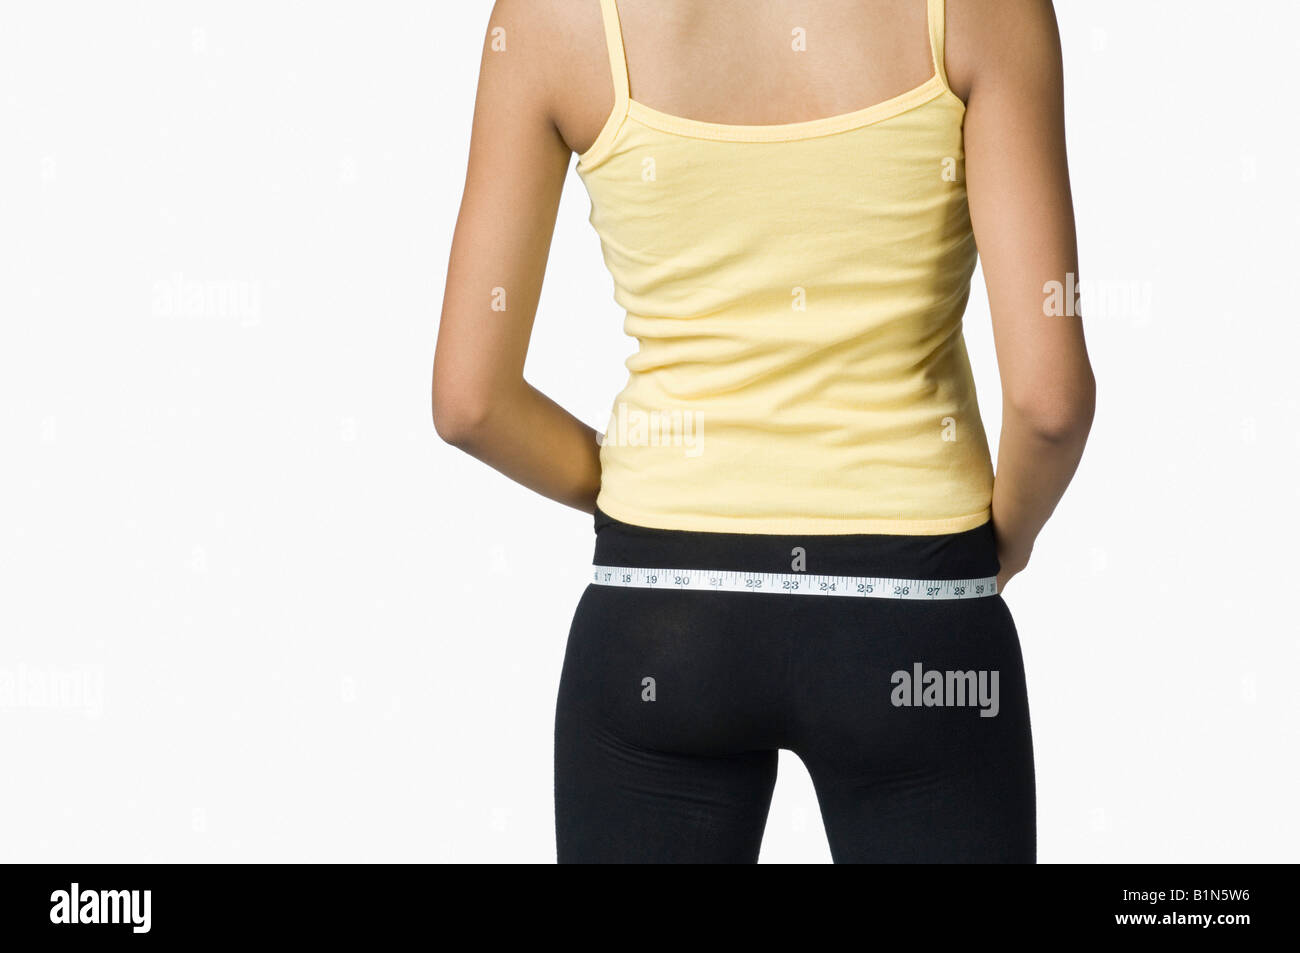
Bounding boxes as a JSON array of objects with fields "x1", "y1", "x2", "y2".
[{"x1": 589, "y1": 565, "x2": 998, "y2": 601}]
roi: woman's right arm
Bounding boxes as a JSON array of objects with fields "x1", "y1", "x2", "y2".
[{"x1": 952, "y1": 0, "x2": 1097, "y2": 589}]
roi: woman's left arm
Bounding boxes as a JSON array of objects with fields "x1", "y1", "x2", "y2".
[{"x1": 433, "y1": 0, "x2": 601, "y2": 512}]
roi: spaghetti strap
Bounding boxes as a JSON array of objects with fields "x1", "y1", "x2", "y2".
[
  {"x1": 597, "y1": 0, "x2": 630, "y2": 106},
  {"x1": 926, "y1": 0, "x2": 951, "y2": 90}
]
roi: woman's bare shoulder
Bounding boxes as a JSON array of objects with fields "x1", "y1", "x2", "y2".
[
  {"x1": 946, "y1": 0, "x2": 1064, "y2": 103},
  {"x1": 483, "y1": 0, "x2": 611, "y2": 156}
]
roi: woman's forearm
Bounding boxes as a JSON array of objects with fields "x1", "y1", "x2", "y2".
[
  {"x1": 434, "y1": 381, "x2": 601, "y2": 513},
  {"x1": 991, "y1": 396, "x2": 1095, "y2": 588}
]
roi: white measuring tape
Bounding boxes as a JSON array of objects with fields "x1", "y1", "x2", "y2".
[{"x1": 589, "y1": 565, "x2": 997, "y2": 601}]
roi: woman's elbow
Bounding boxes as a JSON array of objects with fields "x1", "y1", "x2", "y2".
[
  {"x1": 432, "y1": 383, "x2": 495, "y2": 449},
  {"x1": 1005, "y1": 371, "x2": 1096, "y2": 443}
]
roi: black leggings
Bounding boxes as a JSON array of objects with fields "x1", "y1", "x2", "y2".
[{"x1": 554, "y1": 507, "x2": 1036, "y2": 863}]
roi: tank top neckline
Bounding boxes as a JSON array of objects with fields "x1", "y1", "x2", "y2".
[{"x1": 620, "y1": 73, "x2": 957, "y2": 145}]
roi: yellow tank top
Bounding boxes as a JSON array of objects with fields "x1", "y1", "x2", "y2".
[{"x1": 577, "y1": 0, "x2": 993, "y2": 535}]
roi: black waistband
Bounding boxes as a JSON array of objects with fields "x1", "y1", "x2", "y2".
[{"x1": 592, "y1": 506, "x2": 1000, "y2": 580}]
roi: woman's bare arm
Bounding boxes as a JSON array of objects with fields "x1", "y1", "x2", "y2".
[
  {"x1": 951, "y1": 0, "x2": 1097, "y2": 589},
  {"x1": 432, "y1": 0, "x2": 601, "y2": 512}
]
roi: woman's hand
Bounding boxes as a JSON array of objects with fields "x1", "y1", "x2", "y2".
[{"x1": 995, "y1": 540, "x2": 1031, "y2": 593}]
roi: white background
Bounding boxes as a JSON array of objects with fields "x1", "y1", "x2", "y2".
[{"x1": 2, "y1": 1, "x2": 1297, "y2": 863}]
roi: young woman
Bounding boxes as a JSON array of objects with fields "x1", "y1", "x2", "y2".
[{"x1": 434, "y1": 0, "x2": 1094, "y2": 863}]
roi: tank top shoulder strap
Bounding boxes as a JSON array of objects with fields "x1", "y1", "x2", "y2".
[
  {"x1": 926, "y1": 0, "x2": 952, "y2": 90},
  {"x1": 596, "y1": 0, "x2": 630, "y2": 107}
]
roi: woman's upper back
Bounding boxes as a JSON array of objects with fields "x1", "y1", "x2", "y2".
[{"x1": 554, "y1": 0, "x2": 979, "y2": 158}]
